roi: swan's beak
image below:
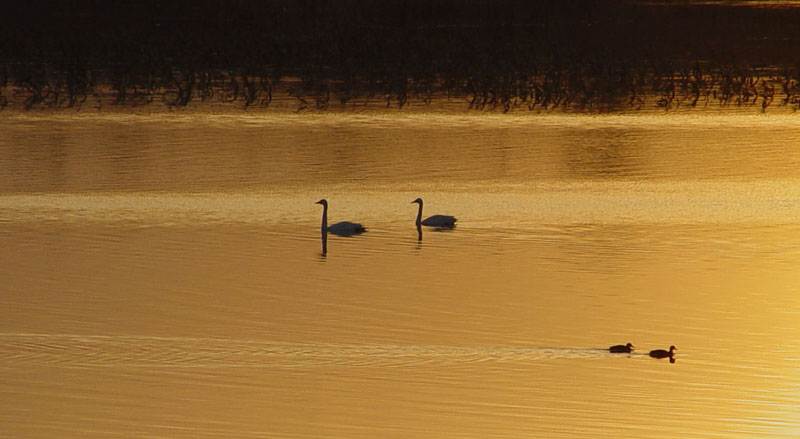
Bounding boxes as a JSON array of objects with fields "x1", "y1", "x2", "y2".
[{"x1": 315, "y1": 200, "x2": 323, "y2": 204}]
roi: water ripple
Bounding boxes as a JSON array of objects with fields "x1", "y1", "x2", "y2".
[{"x1": 0, "y1": 333, "x2": 632, "y2": 368}]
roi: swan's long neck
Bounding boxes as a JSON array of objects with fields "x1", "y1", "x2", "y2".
[
  {"x1": 321, "y1": 204, "x2": 328, "y2": 233},
  {"x1": 415, "y1": 201, "x2": 423, "y2": 226}
]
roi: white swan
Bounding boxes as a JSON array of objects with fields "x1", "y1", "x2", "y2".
[
  {"x1": 316, "y1": 199, "x2": 367, "y2": 236},
  {"x1": 411, "y1": 198, "x2": 457, "y2": 228}
]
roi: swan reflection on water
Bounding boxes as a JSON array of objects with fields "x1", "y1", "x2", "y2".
[
  {"x1": 314, "y1": 197, "x2": 456, "y2": 254},
  {"x1": 316, "y1": 199, "x2": 367, "y2": 255},
  {"x1": 412, "y1": 197, "x2": 457, "y2": 242}
]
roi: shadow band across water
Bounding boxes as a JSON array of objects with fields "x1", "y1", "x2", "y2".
[{"x1": 0, "y1": 334, "x2": 668, "y2": 368}]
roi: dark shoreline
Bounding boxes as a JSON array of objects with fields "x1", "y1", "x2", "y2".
[{"x1": 3, "y1": 1, "x2": 800, "y2": 112}]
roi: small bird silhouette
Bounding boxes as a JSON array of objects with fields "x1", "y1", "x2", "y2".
[
  {"x1": 609, "y1": 343, "x2": 635, "y2": 353},
  {"x1": 649, "y1": 345, "x2": 677, "y2": 359}
]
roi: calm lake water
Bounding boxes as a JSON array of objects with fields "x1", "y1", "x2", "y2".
[{"x1": 1, "y1": 111, "x2": 799, "y2": 438}]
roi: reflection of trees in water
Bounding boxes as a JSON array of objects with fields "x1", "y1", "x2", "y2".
[
  {"x1": 5, "y1": 64, "x2": 800, "y2": 112},
  {"x1": 3, "y1": 0, "x2": 800, "y2": 111},
  {"x1": 562, "y1": 129, "x2": 642, "y2": 179}
]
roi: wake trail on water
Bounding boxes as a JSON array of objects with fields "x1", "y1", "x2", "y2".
[{"x1": 0, "y1": 333, "x2": 620, "y2": 368}]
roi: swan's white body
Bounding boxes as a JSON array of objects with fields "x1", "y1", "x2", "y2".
[
  {"x1": 412, "y1": 198, "x2": 456, "y2": 228},
  {"x1": 316, "y1": 199, "x2": 366, "y2": 236},
  {"x1": 327, "y1": 221, "x2": 366, "y2": 236}
]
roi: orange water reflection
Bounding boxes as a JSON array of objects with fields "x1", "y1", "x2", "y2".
[{"x1": 0, "y1": 113, "x2": 799, "y2": 438}]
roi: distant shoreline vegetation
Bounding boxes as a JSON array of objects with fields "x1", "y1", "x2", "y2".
[
  {"x1": 3, "y1": 0, "x2": 800, "y2": 112},
  {"x1": 3, "y1": 65, "x2": 800, "y2": 113}
]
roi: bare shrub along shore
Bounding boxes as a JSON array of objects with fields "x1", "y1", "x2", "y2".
[{"x1": 3, "y1": 0, "x2": 800, "y2": 112}]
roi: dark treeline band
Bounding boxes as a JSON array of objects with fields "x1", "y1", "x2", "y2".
[{"x1": 2, "y1": 1, "x2": 799, "y2": 111}]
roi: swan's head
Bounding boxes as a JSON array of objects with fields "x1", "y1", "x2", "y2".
[
  {"x1": 669, "y1": 345, "x2": 677, "y2": 352},
  {"x1": 315, "y1": 199, "x2": 328, "y2": 206},
  {"x1": 626, "y1": 343, "x2": 635, "y2": 349},
  {"x1": 411, "y1": 198, "x2": 423, "y2": 204}
]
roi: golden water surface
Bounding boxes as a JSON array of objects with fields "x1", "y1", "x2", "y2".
[{"x1": 0, "y1": 112, "x2": 799, "y2": 438}]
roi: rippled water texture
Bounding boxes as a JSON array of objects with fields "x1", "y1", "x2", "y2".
[{"x1": 1, "y1": 112, "x2": 799, "y2": 438}]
